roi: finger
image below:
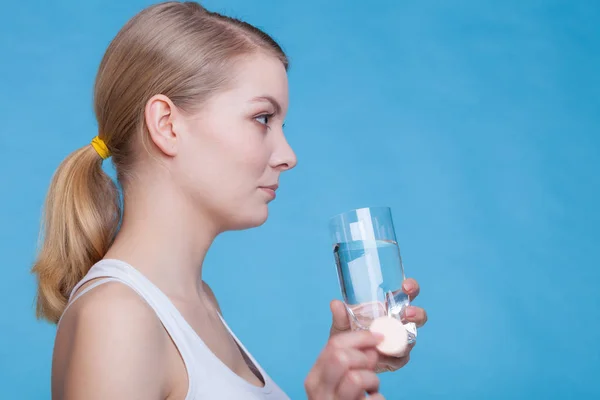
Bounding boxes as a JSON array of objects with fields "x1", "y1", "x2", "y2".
[
  {"x1": 329, "y1": 330, "x2": 384, "y2": 351},
  {"x1": 401, "y1": 278, "x2": 420, "y2": 300},
  {"x1": 377, "y1": 354, "x2": 411, "y2": 373},
  {"x1": 404, "y1": 306, "x2": 428, "y2": 327},
  {"x1": 318, "y1": 348, "x2": 380, "y2": 393},
  {"x1": 306, "y1": 332, "x2": 383, "y2": 395},
  {"x1": 376, "y1": 346, "x2": 413, "y2": 373},
  {"x1": 367, "y1": 394, "x2": 385, "y2": 400},
  {"x1": 330, "y1": 299, "x2": 351, "y2": 335},
  {"x1": 336, "y1": 370, "x2": 380, "y2": 400},
  {"x1": 364, "y1": 349, "x2": 380, "y2": 371}
]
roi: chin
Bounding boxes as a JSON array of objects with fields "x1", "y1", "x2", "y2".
[
  {"x1": 248, "y1": 205, "x2": 270, "y2": 227},
  {"x1": 228, "y1": 204, "x2": 269, "y2": 231}
]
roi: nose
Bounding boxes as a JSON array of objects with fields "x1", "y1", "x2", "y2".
[{"x1": 269, "y1": 132, "x2": 297, "y2": 171}]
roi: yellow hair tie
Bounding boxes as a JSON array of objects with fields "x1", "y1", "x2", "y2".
[{"x1": 91, "y1": 136, "x2": 110, "y2": 160}]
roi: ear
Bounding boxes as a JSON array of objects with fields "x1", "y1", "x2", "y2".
[{"x1": 145, "y1": 94, "x2": 179, "y2": 157}]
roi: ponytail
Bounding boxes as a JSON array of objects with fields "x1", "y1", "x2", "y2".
[{"x1": 31, "y1": 144, "x2": 121, "y2": 323}]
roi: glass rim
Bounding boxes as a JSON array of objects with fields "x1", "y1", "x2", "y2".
[{"x1": 329, "y1": 205, "x2": 392, "y2": 222}]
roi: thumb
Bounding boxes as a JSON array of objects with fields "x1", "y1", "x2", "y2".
[{"x1": 329, "y1": 299, "x2": 351, "y2": 336}]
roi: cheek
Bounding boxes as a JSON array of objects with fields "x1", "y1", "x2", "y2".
[
  {"x1": 237, "y1": 144, "x2": 270, "y2": 175},
  {"x1": 173, "y1": 133, "x2": 221, "y2": 192},
  {"x1": 198, "y1": 143, "x2": 266, "y2": 188},
  {"x1": 224, "y1": 126, "x2": 271, "y2": 175},
  {"x1": 177, "y1": 120, "x2": 271, "y2": 205}
]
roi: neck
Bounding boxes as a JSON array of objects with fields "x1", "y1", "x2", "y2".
[{"x1": 105, "y1": 180, "x2": 218, "y2": 299}]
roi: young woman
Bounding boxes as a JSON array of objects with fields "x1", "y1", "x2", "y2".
[{"x1": 32, "y1": 2, "x2": 428, "y2": 399}]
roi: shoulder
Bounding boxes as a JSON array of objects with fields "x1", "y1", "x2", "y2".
[
  {"x1": 54, "y1": 281, "x2": 169, "y2": 399},
  {"x1": 70, "y1": 280, "x2": 164, "y2": 342}
]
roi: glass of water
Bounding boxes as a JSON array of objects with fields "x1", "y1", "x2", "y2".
[{"x1": 329, "y1": 206, "x2": 417, "y2": 344}]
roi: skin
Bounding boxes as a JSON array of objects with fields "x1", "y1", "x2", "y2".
[{"x1": 51, "y1": 53, "x2": 428, "y2": 400}]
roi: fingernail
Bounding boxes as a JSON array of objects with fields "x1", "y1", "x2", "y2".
[
  {"x1": 402, "y1": 281, "x2": 413, "y2": 292},
  {"x1": 405, "y1": 306, "x2": 416, "y2": 318},
  {"x1": 372, "y1": 332, "x2": 385, "y2": 340}
]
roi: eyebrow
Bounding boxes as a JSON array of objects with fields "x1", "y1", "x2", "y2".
[{"x1": 251, "y1": 96, "x2": 282, "y2": 115}]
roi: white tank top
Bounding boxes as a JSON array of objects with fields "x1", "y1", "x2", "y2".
[{"x1": 61, "y1": 258, "x2": 290, "y2": 400}]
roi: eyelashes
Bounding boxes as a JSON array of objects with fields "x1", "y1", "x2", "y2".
[{"x1": 254, "y1": 113, "x2": 286, "y2": 131}]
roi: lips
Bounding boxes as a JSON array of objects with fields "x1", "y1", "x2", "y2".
[{"x1": 260, "y1": 184, "x2": 278, "y2": 199}]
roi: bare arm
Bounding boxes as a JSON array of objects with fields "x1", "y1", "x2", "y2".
[{"x1": 54, "y1": 282, "x2": 169, "y2": 400}]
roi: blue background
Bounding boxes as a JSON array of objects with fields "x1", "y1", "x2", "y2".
[{"x1": 1, "y1": 0, "x2": 599, "y2": 398}]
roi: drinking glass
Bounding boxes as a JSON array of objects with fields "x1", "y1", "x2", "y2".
[{"x1": 329, "y1": 206, "x2": 416, "y2": 343}]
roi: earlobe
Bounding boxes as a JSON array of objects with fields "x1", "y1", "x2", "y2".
[{"x1": 145, "y1": 94, "x2": 178, "y2": 157}]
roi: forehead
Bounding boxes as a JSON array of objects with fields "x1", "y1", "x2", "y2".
[{"x1": 224, "y1": 53, "x2": 289, "y2": 110}]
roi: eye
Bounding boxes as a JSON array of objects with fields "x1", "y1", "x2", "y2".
[{"x1": 255, "y1": 113, "x2": 273, "y2": 126}]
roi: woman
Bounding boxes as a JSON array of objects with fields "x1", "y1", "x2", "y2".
[{"x1": 32, "y1": 2, "x2": 428, "y2": 399}]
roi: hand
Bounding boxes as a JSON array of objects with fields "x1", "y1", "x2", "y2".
[
  {"x1": 304, "y1": 330, "x2": 386, "y2": 400},
  {"x1": 329, "y1": 278, "x2": 428, "y2": 374}
]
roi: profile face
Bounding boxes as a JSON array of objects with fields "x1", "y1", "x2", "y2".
[{"x1": 171, "y1": 53, "x2": 297, "y2": 231}]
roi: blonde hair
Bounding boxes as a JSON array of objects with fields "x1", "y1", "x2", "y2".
[{"x1": 31, "y1": 1, "x2": 288, "y2": 323}]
